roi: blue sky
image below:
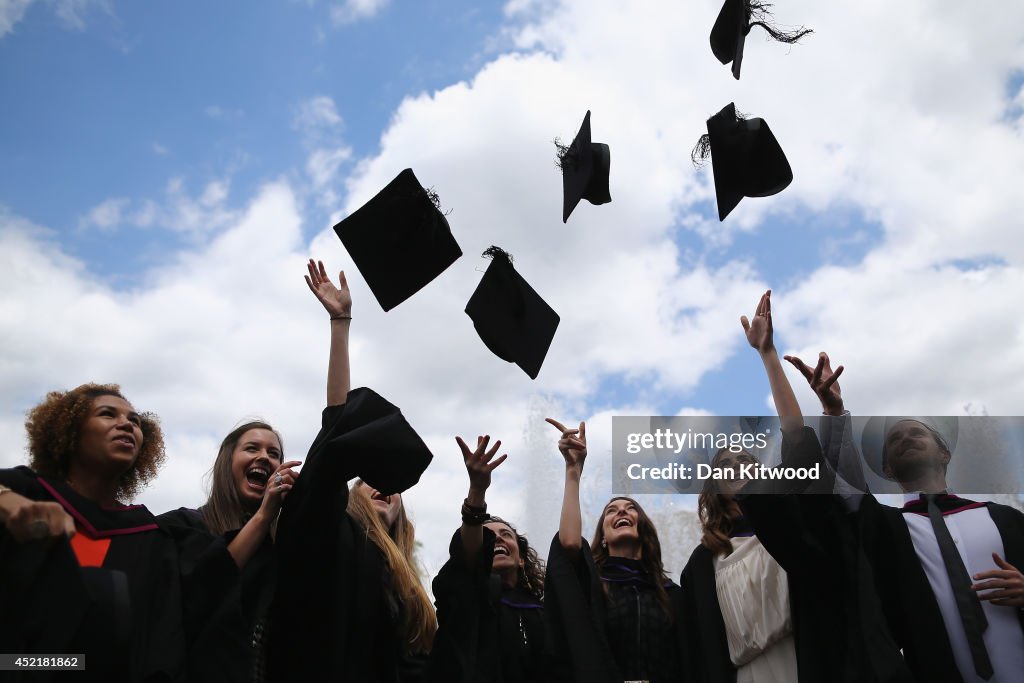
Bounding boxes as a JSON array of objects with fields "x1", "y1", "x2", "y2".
[
  {"x1": 1, "y1": 0, "x2": 508, "y2": 278},
  {"x1": 2, "y1": 0, "x2": 1023, "y2": 575}
]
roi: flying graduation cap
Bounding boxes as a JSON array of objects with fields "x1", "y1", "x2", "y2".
[
  {"x1": 710, "y1": 0, "x2": 812, "y2": 80},
  {"x1": 465, "y1": 247, "x2": 560, "y2": 380},
  {"x1": 333, "y1": 168, "x2": 463, "y2": 312},
  {"x1": 694, "y1": 102, "x2": 793, "y2": 221},
  {"x1": 558, "y1": 110, "x2": 611, "y2": 223}
]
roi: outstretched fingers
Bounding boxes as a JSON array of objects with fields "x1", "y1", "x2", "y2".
[
  {"x1": 822, "y1": 364, "x2": 845, "y2": 390},
  {"x1": 784, "y1": 354, "x2": 814, "y2": 381}
]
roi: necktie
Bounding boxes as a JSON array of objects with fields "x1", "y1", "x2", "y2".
[{"x1": 924, "y1": 493, "x2": 993, "y2": 680}]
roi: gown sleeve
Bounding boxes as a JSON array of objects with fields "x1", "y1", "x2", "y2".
[
  {"x1": 542, "y1": 535, "x2": 621, "y2": 683},
  {"x1": 428, "y1": 527, "x2": 494, "y2": 682},
  {"x1": 268, "y1": 387, "x2": 434, "y2": 683}
]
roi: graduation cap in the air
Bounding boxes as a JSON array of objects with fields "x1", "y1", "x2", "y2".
[
  {"x1": 558, "y1": 110, "x2": 611, "y2": 223},
  {"x1": 465, "y1": 247, "x2": 560, "y2": 380},
  {"x1": 293, "y1": 387, "x2": 434, "y2": 495},
  {"x1": 333, "y1": 168, "x2": 463, "y2": 311},
  {"x1": 694, "y1": 102, "x2": 793, "y2": 221},
  {"x1": 710, "y1": 0, "x2": 813, "y2": 80}
]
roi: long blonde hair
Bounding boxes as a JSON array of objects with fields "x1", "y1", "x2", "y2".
[{"x1": 347, "y1": 480, "x2": 436, "y2": 654}]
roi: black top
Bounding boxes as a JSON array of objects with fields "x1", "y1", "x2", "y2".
[
  {"x1": 0, "y1": 466, "x2": 238, "y2": 683},
  {"x1": 725, "y1": 427, "x2": 913, "y2": 683},
  {"x1": 854, "y1": 495, "x2": 1024, "y2": 683},
  {"x1": 266, "y1": 388, "x2": 434, "y2": 683},
  {"x1": 545, "y1": 535, "x2": 687, "y2": 683},
  {"x1": 429, "y1": 527, "x2": 548, "y2": 683},
  {"x1": 156, "y1": 507, "x2": 276, "y2": 683}
]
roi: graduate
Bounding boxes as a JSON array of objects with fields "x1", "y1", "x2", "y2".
[
  {"x1": 158, "y1": 420, "x2": 297, "y2": 683},
  {"x1": 784, "y1": 351, "x2": 1024, "y2": 683},
  {"x1": 681, "y1": 290, "x2": 830, "y2": 682},
  {"x1": 157, "y1": 259, "x2": 338, "y2": 682},
  {"x1": 544, "y1": 417, "x2": 688, "y2": 683},
  {"x1": 265, "y1": 259, "x2": 436, "y2": 683},
  {"x1": 429, "y1": 434, "x2": 549, "y2": 683},
  {"x1": 0, "y1": 383, "x2": 246, "y2": 683},
  {"x1": 700, "y1": 291, "x2": 911, "y2": 682}
]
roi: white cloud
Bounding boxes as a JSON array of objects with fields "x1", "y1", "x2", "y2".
[
  {"x1": 51, "y1": 0, "x2": 110, "y2": 31},
  {"x1": 5, "y1": 0, "x2": 1024, "y2": 575},
  {"x1": 77, "y1": 177, "x2": 238, "y2": 240},
  {"x1": 0, "y1": 0, "x2": 110, "y2": 37},
  {"x1": 293, "y1": 95, "x2": 352, "y2": 208},
  {"x1": 292, "y1": 95, "x2": 344, "y2": 142},
  {"x1": 0, "y1": 0, "x2": 33, "y2": 36},
  {"x1": 204, "y1": 105, "x2": 244, "y2": 120},
  {"x1": 78, "y1": 197, "x2": 129, "y2": 232},
  {"x1": 329, "y1": 0, "x2": 388, "y2": 26}
]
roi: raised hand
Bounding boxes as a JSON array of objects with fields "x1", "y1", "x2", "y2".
[
  {"x1": 305, "y1": 259, "x2": 352, "y2": 319},
  {"x1": 972, "y1": 552, "x2": 1024, "y2": 607},
  {"x1": 456, "y1": 435, "x2": 508, "y2": 496},
  {"x1": 740, "y1": 289, "x2": 774, "y2": 354},
  {"x1": 784, "y1": 352, "x2": 846, "y2": 416},
  {"x1": 258, "y1": 460, "x2": 302, "y2": 518},
  {"x1": 546, "y1": 418, "x2": 587, "y2": 475}
]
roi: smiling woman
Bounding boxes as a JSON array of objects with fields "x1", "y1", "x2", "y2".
[
  {"x1": 0, "y1": 383, "x2": 247, "y2": 682},
  {"x1": 428, "y1": 434, "x2": 548, "y2": 682},
  {"x1": 157, "y1": 418, "x2": 299, "y2": 683},
  {"x1": 544, "y1": 417, "x2": 687, "y2": 683}
]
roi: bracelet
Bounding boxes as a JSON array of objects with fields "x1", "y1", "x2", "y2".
[
  {"x1": 330, "y1": 314, "x2": 352, "y2": 320},
  {"x1": 461, "y1": 498, "x2": 488, "y2": 526}
]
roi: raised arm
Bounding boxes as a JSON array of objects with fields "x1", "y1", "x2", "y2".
[
  {"x1": 783, "y1": 352, "x2": 845, "y2": 417},
  {"x1": 741, "y1": 290, "x2": 803, "y2": 435},
  {"x1": 305, "y1": 259, "x2": 352, "y2": 407},
  {"x1": 546, "y1": 418, "x2": 587, "y2": 553},
  {"x1": 785, "y1": 352, "x2": 870, "y2": 500},
  {"x1": 456, "y1": 435, "x2": 507, "y2": 569}
]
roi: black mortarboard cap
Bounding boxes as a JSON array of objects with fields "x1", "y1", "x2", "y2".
[
  {"x1": 710, "y1": 0, "x2": 812, "y2": 80},
  {"x1": 705, "y1": 102, "x2": 792, "y2": 221},
  {"x1": 300, "y1": 387, "x2": 434, "y2": 495},
  {"x1": 465, "y1": 247, "x2": 560, "y2": 380},
  {"x1": 334, "y1": 168, "x2": 462, "y2": 311},
  {"x1": 560, "y1": 110, "x2": 611, "y2": 223}
]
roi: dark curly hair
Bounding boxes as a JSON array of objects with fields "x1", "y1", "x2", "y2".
[
  {"x1": 486, "y1": 515, "x2": 545, "y2": 601},
  {"x1": 25, "y1": 383, "x2": 166, "y2": 502}
]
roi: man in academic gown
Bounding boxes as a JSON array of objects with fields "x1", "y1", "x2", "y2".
[{"x1": 783, "y1": 353, "x2": 1024, "y2": 683}]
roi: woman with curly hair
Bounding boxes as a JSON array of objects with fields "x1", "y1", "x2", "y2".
[
  {"x1": 0, "y1": 383, "x2": 255, "y2": 683},
  {"x1": 544, "y1": 418, "x2": 687, "y2": 683},
  {"x1": 429, "y1": 434, "x2": 548, "y2": 683}
]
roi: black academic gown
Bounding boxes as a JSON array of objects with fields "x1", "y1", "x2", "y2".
[
  {"x1": 156, "y1": 507, "x2": 276, "y2": 683},
  {"x1": 266, "y1": 387, "x2": 433, "y2": 683},
  {"x1": 729, "y1": 426, "x2": 913, "y2": 683},
  {"x1": 429, "y1": 528, "x2": 549, "y2": 683},
  {"x1": 0, "y1": 466, "x2": 238, "y2": 683},
  {"x1": 544, "y1": 536, "x2": 688, "y2": 683},
  {"x1": 853, "y1": 494, "x2": 1024, "y2": 683}
]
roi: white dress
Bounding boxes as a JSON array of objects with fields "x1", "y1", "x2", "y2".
[{"x1": 714, "y1": 535, "x2": 799, "y2": 683}]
